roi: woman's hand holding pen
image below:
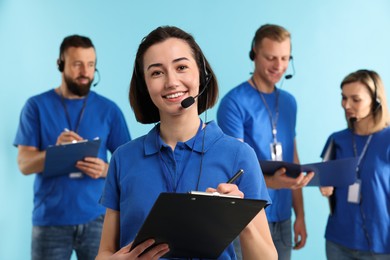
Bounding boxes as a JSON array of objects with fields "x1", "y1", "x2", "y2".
[
  {"x1": 56, "y1": 128, "x2": 83, "y2": 145},
  {"x1": 206, "y1": 169, "x2": 245, "y2": 198},
  {"x1": 206, "y1": 184, "x2": 244, "y2": 198}
]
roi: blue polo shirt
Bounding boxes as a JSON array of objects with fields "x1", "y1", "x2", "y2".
[
  {"x1": 101, "y1": 120, "x2": 271, "y2": 259},
  {"x1": 322, "y1": 127, "x2": 390, "y2": 253},
  {"x1": 14, "y1": 89, "x2": 131, "y2": 226},
  {"x1": 218, "y1": 81, "x2": 297, "y2": 222}
]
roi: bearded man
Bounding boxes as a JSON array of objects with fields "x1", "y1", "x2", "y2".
[{"x1": 14, "y1": 35, "x2": 131, "y2": 260}]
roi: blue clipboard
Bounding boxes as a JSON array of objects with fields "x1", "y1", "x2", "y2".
[
  {"x1": 43, "y1": 139, "x2": 101, "y2": 178},
  {"x1": 259, "y1": 157, "x2": 358, "y2": 187}
]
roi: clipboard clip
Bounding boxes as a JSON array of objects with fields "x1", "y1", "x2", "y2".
[
  {"x1": 188, "y1": 191, "x2": 242, "y2": 199},
  {"x1": 61, "y1": 139, "x2": 89, "y2": 145}
]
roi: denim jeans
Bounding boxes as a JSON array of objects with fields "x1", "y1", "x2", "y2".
[
  {"x1": 233, "y1": 237, "x2": 242, "y2": 260},
  {"x1": 233, "y1": 219, "x2": 292, "y2": 260},
  {"x1": 269, "y1": 219, "x2": 292, "y2": 260},
  {"x1": 31, "y1": 215, "x2": 104, "y2": 260},
  {"x1": 326, "y1": 240, "x2": 390, "y2": 260}
]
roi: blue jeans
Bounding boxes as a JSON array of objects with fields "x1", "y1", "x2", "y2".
[
  {"x1": 31, "y1": 215, "x2": 104, "y2": 260},
  {"x1": 233, "y1": 237, "x2": 242, "y2": 260},
  {"x1": 326, "y1": 240, "x2": 390, "y2": 260},
  {"x1": 233, "y1": 219, "x2": 292, "y2": 260},
  {"x1": 269, "y1": 219, "x2": 292, "y2": 260}
]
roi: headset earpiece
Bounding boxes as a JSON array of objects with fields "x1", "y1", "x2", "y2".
[
  {"x1": 249, "y1": 50, "x2": 255, "y2": 61},
  {"x1": 249, "y1": 38, "x2": 255, "y2": 61},
  {"x1": 372, "y1": 74, "x2": 381, "y2": 113},
  {"x1": 373, "y1": 97, "x2": 381, "y2": 113},
  {"x1": 57, "y1": 58, "x2": 64, "y2": 72},
  {"x1": 200, "y1": 55, "x2": 210, "y2": 88},
  {"x1": 363, "y1": 70, "x2": 382, "y2": 113}
]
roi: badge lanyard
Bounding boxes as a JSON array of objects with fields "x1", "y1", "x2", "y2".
[
  {"x1": 58, "y1": 91, "x2": 89, "y2": 179},
  {"x1": 352, "y1": 134, "x2": 373, "y2": 179},
  {"x1": 251, "y1": 77, "x2": 282, "y2": 161},
  {"x1": 348, "y1": 133, "x2": 372, "y2": 204},
  {"x1": 59, "y1": 92, "x2": 88, "y2": 133},
  {"x1": 157, "y1": 120, "x2": 203, "y2": 193}
]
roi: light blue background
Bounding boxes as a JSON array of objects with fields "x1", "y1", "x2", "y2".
[{"x1": 1, "y1": 1, "x2": 389, "y2": 259}]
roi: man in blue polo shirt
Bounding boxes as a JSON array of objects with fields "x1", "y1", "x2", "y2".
[
  {"x1": 14, "y1": 35, "x2": 131, "y2": 260},
  {"x1": 218, "y1": 24, "x2": 313, "y2": 260}
]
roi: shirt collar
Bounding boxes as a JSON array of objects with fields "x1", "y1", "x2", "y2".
[{"x1": 143, "y1": 120, "x2": 224, "y2": 155}]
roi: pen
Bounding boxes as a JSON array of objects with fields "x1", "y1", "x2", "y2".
[
  {"x1": 63, "y1": 128, "x2": 78, "y2": 143},
  {"x1": 227, "y1": 169, "x2": 244, "y2": 184}
]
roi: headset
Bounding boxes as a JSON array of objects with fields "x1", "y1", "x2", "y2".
[
  {"x1": 180, "y1": 55, "x2": 211, "y2": 109},
  {"x1": 200, "y1": 54, "x2": 211, "y2": 88},
  {"x1": 361, "y1": 69, "x2": 381, "y2": 113},
  {"x1": 133, "y1": 53, "x2": 210, "y2": 109},
  {"x1": 249, "y1": 37, "x2": 295, "y2": 80},
  {"x1": 57, "y1": 58, "x2": 65, "y2": 72},
  {"x1": 57, "y1": 56, "x2": 98, "y2": 72},
  {"x1": 249, "y1": 37, "x2": 257, "y2": 61},
  {"x1": 284, "y1": 56, "x2": 295, "y2": 80},
  {"x1": 57, "y1": 56, "x2": 100, "y2": 87}
]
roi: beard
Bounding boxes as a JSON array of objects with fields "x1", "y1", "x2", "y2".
[{"x1": 64, "y1": 74, "x2": 93, "y2": 97}]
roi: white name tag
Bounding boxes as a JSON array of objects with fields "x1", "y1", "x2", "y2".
[
  {"x1": 270, "y1": 142, "x2": 283, "y2": 161},
  {"x1": 69, "y1": 172, "x2": 83, "y2": 178},
  {"x1": 347, "y1": 179, "x2": 361, "y2": 204}
]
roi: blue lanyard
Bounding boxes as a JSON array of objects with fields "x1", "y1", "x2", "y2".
[
  {"x1": 59, "y1": 92, "x2": 88, "y2": 133},
  {"x1": 251, "y1": 77, "x2": 280, "y2": 143},
  {"x1": 352, "y1": 134, "x2": 373, "y2": 178},
  {"x1": 157, "y1": 120, "x2": 203, "y2": 193}
]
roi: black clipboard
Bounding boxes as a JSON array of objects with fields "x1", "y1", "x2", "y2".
[
  {"x1": 259, "y1": 157, "x2": 357, "y2": 187},
  {"x1": 130, "y1": 192, "x2": 267, "y2": 259},
  {"x1": 43, "y1": 139, "x2": 101, "y2": 178}
]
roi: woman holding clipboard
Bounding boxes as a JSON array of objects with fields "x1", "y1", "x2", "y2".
[
  {"x1": 320, "y1": 70, "x2": 390, "y2": 259},
  {"x1": 96, "y1": 26, "x2": 277, "y2": 260}
]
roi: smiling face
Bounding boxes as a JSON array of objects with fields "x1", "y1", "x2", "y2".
[
  {"x1": 142, "y1": 38, "x2": 200, "y2": 118},
  {"x1": 341, "y1": 81, "x2": 373, "y2": 122},
  {"x1": 253, "y1": 37, "x2": 291, "y2": 89}
]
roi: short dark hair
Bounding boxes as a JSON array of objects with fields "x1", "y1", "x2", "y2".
[
  {"x1": 59, "y1": 35, "x2": 95, "y2": 60},
  {"x1": 129, "y1": 26, "x2": 218, "y2": 124}
]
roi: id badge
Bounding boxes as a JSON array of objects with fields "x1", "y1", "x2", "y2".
[
  {"x1": 69, "y1": 172, "x2": 83, "y2": 178},
  {"x1": 270, "y1": 142, "x2": 283, "y2": 161},
  {"x1": 347, "y1": 179, "x2": 361, "y2": 204}
]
